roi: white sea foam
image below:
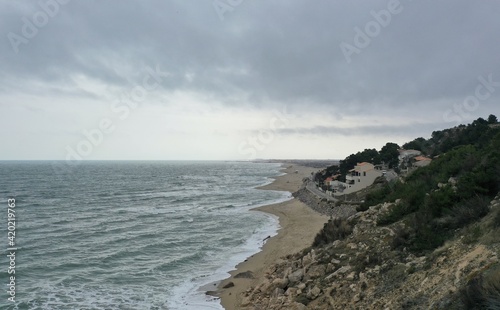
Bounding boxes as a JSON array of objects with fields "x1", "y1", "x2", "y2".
[
  {"x1": 0, "y1": 161, "x2": 291, "y2": 310},
  {"x1": 167, "y1": 193, "x2": 289, "y2": 310}
]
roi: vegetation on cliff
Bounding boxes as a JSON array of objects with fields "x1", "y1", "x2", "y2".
[
  {"x1": 361, "y1": 116, "x2": 500, "y2": 252},
  {"x1": 236, "y1": 116, "x2": 500, "y2": 309}
]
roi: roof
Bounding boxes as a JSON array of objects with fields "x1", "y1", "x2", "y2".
[
  {"x1": 414, "y1": 156, "x2": 431, "y2": 161},
  {"x1": 399, "y1": 149, "x2": 421, "y2": 154},
  {"x1": 357, "y1": 162, "x2": 370, "y2": 166}
]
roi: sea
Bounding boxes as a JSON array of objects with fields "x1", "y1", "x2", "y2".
[{"x1": 0, "y1": 161, "x2": 291, "y2": 310}]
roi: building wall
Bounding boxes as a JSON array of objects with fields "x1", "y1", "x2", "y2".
[
  {"x1": 414, "y1": 160, "x2": 431, "y2": 167},
  {"x1": 334, "y1": 165, "x2": 383, "y2": 196},
  {"x1": 398, "y1": 150, "x2": 422, "y2": 162},
  {"x1": 356, "y1": 163, "x2": 374, "y2": 173}
]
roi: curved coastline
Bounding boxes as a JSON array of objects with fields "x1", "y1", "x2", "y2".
[{"x1": 214, "y1": 164, "x2": 329, "y2": 310}]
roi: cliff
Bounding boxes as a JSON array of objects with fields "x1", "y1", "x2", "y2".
[{"x1": 236, "y1": 194, "x2": 500, "y2": 309}]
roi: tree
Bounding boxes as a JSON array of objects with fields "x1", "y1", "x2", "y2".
[
  {"x1": 403, "y1": 137, "x2": 426, "y2": 152},
  {"x1": 380, "y1": 142, "x2": 400, "y2": 168},
  {"x1": 488, "y1": 114, "x2": 498, "y2": 124}
]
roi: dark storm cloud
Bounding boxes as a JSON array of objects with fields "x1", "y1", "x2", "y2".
[
  {"x1": 274, "y1": 121, "x2": 446, "y2": 140},
  {"x1": 1, "y1": 0, "x2": 499, "y2": 117}
]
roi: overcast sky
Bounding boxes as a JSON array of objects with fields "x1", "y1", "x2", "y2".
[{"x1": 1, "y1": 0, "x2": 499, "y2": 160}]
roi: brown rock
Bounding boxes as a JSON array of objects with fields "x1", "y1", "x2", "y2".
[
  {"x1": 307, "y1": 285, "x2": 321, "y2": 300},
  {"x1": 290, "y1": 302, "x2": 308, "y2": 310},
  {"x1": 272, "y1": 277, "x2": 289, "y2": 290},
  {"x1": 288, "y1": 269, "x2": 303, "y2": 285},
  {"x1": 305, "y1": 264, "x2": 326, "y2": 280},
  {"x1": 234, "y1": 270, "x2": 255, "y2": 279},
  {"x1": 222, "y1": 281, "x2": 235, "y2": 289}
]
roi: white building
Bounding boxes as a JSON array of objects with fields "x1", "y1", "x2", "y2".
[
  {"x1": 334, "y1": 162, "x2": 383, "y2": 196},
  {"x1": 413, "y1": 156, "x2": 432, "y2": 167},
  {"x1": 398, "y1": 149, "x2": 422, "y2": 163}
]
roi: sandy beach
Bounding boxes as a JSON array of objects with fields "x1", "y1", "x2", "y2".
[{"x1": 214, "y1": 164, "x2": 328, "y2": 310}]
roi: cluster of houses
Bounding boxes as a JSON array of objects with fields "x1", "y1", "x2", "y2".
[
  {"x1": 398, "y1": 149, "x2": 432, "y2": 168},
  {"x1": 323, "y1": 162, "x2": 384, "y2": 196},
  {"x1": 320, "y1": 149, "x2": 432, "y2": 196}
]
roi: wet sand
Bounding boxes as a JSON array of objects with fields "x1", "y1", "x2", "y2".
[{"x1": 214, "y1": 164, "x2": 328, "y2": 310}]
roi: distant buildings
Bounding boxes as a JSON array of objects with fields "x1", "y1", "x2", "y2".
[
  {"x1": 413, "y1": 156, "x2": 432, "y2": 167},
  {"x1": 398, "y1": 149, "x2": 421, "y2": 163},
  {"x1": 320, "y1": 152, "x2": 433, "y2": 197},
  {"x1": 327, "y1": 162, "x2": 383, "y2": 196},
  {"x1": 398, "y1": 149, "x2": 432, "y2": 169}
]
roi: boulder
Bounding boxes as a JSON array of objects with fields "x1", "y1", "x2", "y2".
[
  {"x1": 240, "y1": 296, "x2": 252, "y2": 307},
  {"x1": 290, "y1": 302, "x2": 307, "y2": 310},
  {"x1": 285, "y1": 287, "x2": 298, "y2": 297},
  {"x1": 272, "y1": 287, "x2": 285, "y2": 298},
  {"x1": 305, "y1": 264, "x2": 326, "y2": 280},
  {"x1": 334, "y1": 265, "x2": 352, "y2": 276},
  {"x1": 347, "y1": 242, "x2": 358, "y2": 249},
  {"x1": 302, "y1": 252, "x2": 313, "y2": 267},
  {"x1": 331, "y1": 258, "x2": 341, "y2": 265},
  {"x1": 222, "y1": 281, "x2": 235, "y2": 288},
  {"x1": 234, "y1": 271, "x2": 254, "y2": 279},
  {"x1": 307, "y1": 286, "x2": 321, "y2": 300},
  {"x1": 271, "y1": 277, "x2": 289, "y2": 290},
  {"x1": 288, "y1": 269, "x2": 303, "y2": 285}
]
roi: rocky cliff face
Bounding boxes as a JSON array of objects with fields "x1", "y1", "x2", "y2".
[{"x1": 237, "y1": 194, "x2": 500, "y2": 309}]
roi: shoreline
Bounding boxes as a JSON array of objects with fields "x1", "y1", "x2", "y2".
[{"x1": 213, "y1": 164, "x2": 328, "y2": 310}]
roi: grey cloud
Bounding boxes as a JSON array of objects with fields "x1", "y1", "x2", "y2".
[
  {"x1": 275, "y1": 122, "x2": 448, "y2": 140},
  {"x1": 1, "y1": 0, "x2": 499, "y2": 118}
]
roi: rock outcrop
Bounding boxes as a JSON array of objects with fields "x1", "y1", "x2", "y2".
[
  {"x1": 236, "y1": 194, "x2": 500, "y2": 309},
  {"x1": 293, "y1": 187, "x2": 357, "y2": 218}
]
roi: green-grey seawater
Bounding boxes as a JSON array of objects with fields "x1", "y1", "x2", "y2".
[{"x1": 0, "y1": 161, "x2": 289, "y2": 309}]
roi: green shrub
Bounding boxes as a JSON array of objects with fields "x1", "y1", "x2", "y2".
[
  {"x1": 450, "y1": 196, "x2": 490, "y2": 228},
  {"x1": 391, "y1": 225, "x2": 411, "y2": 249},
  {"x1": 494, "y1": 209, "x2": 500, "y2": 228},
  {"x1": 461, "y1": 264, "x2": 500, "y2": 309},
  {"x1": 356, "y1": 203, "x2": 368, "y2": 212},
  {"x1": 462, "y1": 276, "x2": 485, "y2": 308},
  {"x1": 352, "y1": 252, "x2": 380, "y2": 272},
  {"x1": 410, "y1": 223, "x2": 448, "y2": 253},
  {"x1": 462, "y1": 225, "x2": 483, "y2": 245},
  {"x1": 424, "y1": 185, "x2": 458, "y2": 218},
  {"x1": 312, "y1": 217, "x2": 352, "y2": 247},
  {"x1": 377, "y1": 201, "x2": 416, "y2": 226},
  {"x1": 361, "y1": 184, "x2": 392, "y2": 210}
]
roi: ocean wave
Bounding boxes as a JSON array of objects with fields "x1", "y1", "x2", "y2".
[{"x1": 0, "y1": 161, "x2": 288, "y2": 310}]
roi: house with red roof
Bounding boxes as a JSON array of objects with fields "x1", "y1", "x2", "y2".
[
  {"x1": 413, "y1": 156, "x2": 432, "y2": 167},
  {"x1": 333, "y1": 162, "x2": 383, "y2": 196}
]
